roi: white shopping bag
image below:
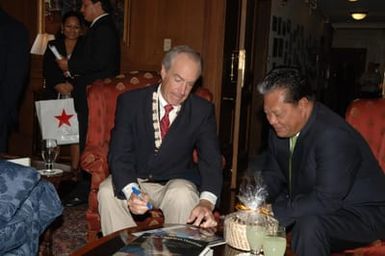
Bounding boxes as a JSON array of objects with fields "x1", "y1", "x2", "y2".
[{"x1": 35, "y1": 98, "x2": 79, "y2": 145}]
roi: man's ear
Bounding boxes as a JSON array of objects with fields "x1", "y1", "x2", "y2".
[
  {"x1": 95, "y1": 1, "x2": 104, "y2": 13},
  {"x1": 160, "y1": 65, "x2": 166, "y2": 80},
  {"x1": 298, "y1": 97, "x2": 309, "y2": 110}
]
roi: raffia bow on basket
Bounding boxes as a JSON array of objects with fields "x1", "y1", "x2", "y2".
[{"x1": 224, "y1": 203, "x2": 278, "y2": 251}]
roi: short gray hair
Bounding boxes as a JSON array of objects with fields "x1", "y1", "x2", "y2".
[{"x1": 162, "y1": 45, "x2": 202, "y2": 75}]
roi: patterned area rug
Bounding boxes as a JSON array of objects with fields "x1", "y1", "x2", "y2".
[{"x1": 51, "y1": 204, "x2": 88, "y2": 255}]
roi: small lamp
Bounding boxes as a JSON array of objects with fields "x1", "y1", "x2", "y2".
[
  {"x1": 30, "y1": 0, "x2": 54, "y2": 55},
  {"x1": 350, "y1": 11, "x2": 368, "y2": 20},
  {"x1": 30, "y1": 33, "x2": 55, "y2": 55}
]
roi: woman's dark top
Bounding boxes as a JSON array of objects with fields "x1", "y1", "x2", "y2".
[{"x1": 42, "y1": 36, "x2": 83, "y2": 99}]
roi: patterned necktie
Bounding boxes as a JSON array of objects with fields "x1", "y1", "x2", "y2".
[
  {"x1": 289, "y1": 135, "x2": 298, "y2": 193},
  {"x1": 160, "y1": 104, "x2": 174, "y2": 139}
]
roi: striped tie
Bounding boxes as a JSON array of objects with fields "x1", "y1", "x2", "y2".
[{"x1": 160, "y1": 104, "x2": 174, "y2": 139}]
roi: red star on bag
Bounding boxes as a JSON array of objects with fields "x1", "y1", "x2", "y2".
[{"x1": 55, "y1": 109, "x2": 74, "y2": 127}]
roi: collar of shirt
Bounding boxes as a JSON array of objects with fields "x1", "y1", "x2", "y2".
[
  {"x1": 289, "y1": 132, "x2": 300, "y2": 150},
  {"x1": 90, "y1": 13, "x2": 109, "y2": 28},
  {"x1": 157, "y1": 84, "x2": 181, "y2": 124}
]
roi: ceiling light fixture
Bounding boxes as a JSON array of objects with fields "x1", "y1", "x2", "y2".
[
  {"x1": 348, "y1": 0, "x2": 359, "y2": 2},
  {"x1": 350, "y1": 11, "x2": 367, "y2": 20}
]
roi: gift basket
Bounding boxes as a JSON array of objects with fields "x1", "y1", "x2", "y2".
[{"x1": 223, "y1": 173, "x2": 278, "y2": 251}]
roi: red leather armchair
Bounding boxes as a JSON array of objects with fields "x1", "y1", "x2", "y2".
[
  {"x1": 80, "y1": 71, "x2": 218, "y2": 241},
  {"x1": 345, "y1": 98, "x2": 385, "y2": 173},
  {"x1": 332, "y1": 98, "x2": 385, "y2": 255}
]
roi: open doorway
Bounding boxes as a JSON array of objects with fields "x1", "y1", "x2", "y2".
[{"x1": 326, "y1": 48, "x2": 366, "y2": 116}]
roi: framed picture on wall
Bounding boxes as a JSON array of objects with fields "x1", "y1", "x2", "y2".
[
  {"x1": 278, "y1": 38, "x2": 283, "y2": 58},
  {"x1": 273, "y1": 38, "x2": 278, "y2": 57},
  {"x1": 110, "y1": 0, "x2": 127, "y2": 40},
  {"x1": 282, "y1": 21, "x2": 286, "y2": 36},
  {"x1": 272, "y1": 16, "x2": 277, "y2": 32},
  {"x1": 287, "y1": 19, "x2": 291, "y2": 33}
]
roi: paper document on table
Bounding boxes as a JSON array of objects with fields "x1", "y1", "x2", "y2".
[
  {"x1": 132, "y1": 224, "x2": 225, "y2": 247},
  {"x1": 6, "y1": 157, "x2": 31, "y2": 167},
  {"x1": 114, "y1": 232, "x2": 210, "y2": 256}
]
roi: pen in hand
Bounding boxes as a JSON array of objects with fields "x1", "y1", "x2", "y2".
[{"x1": 131, "y1": 187, "x2": 153, "y2": 210}]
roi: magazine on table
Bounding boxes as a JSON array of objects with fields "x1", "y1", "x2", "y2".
[
  {"x1": 113, "y1": 232, "x2": 213, "y2": 256},
  {"x1": 132, "y1": 224, "x2": 225, "y2": 247}
]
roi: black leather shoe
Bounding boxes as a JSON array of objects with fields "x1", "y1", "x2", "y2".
[{"x1": 64, "y1": 197, "x2": 86, "y2": 207}]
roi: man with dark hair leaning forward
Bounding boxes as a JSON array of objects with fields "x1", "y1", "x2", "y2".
[{"x1": 258, "y1": 67, "x2": 385, "y2": 255}]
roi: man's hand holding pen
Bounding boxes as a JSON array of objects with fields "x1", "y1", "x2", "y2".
[{"x1": 127, "y1": 187, "x2": 153, "y2": 215}]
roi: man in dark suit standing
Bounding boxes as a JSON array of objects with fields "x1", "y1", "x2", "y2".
[
  {"x1": 258, "y1": 68, "x2": 385, "y2": 255},
  {"x1": 98, "y1": 45, "x2": 223, "y2": 235},
  {"x1": 57, "y1": 0, "x2": 120, "y2": 206},
  {"x1": 0, "y1": 7, "x2": 29, "y2": 153},
  {"x1": 57, "y1": 0, "x2": 120, "y2": 150}
]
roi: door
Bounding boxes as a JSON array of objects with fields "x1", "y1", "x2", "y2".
[{"x1": 219, "y1": 0, "x2": 271, "y2": 188}]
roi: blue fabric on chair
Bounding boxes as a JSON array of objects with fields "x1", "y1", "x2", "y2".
[
  {"x1": 0, "y1": 161, "x2": 40, "y2": 222},
  {"x1": 0, "y1": 160, "x2": 63, "y2": 255}
]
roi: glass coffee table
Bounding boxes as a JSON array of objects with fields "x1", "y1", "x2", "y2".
[
  {"x1": 71, "y1": 224, "x2": 232, "y2": 256},
  {"x1": 71, "y1": 223, "x2": 295, "y2": 256}
]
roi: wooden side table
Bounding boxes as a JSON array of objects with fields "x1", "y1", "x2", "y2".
[
  {"x1": 32, "y1": 160, "x2": 75, "y2": 188},
  {"x1": 33, "y1": 160, "x2": 74, "y2": 256}
]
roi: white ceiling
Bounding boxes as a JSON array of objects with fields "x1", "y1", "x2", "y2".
[{"x1": 317, "y1": 0, "x2": 385, "y2": 28}]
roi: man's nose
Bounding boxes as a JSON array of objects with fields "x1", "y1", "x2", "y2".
[
  {"x1": 267, "y1": 114, "x2": 277, "y2": 125},
  {"x1": 179, "y1": 83, "x2": 188, "y2": 95}
]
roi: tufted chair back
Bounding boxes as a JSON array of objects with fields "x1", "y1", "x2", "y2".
[
  {"x1": 80, "y1": 71, "x2": 217, "y2": 241},
  {"x1": 345, "y1": 98, "x2": 385, "y2": 173}
]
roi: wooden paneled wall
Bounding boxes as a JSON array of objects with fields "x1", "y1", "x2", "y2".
[
  {"x1": 1, "y1": 0, "x2": 38, "y2": 44},
  {"x1": 2, "y1": 0, "x2": 226, "y2": 157},
  {"x1": 121, "y1": 0, "x2": 225, "y2": 113}
]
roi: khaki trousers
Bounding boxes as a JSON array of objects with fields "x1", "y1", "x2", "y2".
[{"x1": 98, "y1": 175, "x2": 199, "y2": 235}]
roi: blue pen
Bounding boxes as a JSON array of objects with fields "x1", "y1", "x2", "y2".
[{"x1": 132, "y1": 187, "x2": 153, "y2": 209}]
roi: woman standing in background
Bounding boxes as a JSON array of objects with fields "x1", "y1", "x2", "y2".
[{"x1": 43, "y1": 10, "x2": 84, "y2": 172}]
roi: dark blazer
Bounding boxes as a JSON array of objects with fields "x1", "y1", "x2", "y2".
[
  {"x1": 108, "y1": 85, "x2": 223, "y2": 200},
  {"x1": 262, "y1": 102, "x2": 385, "y2": 226},
  {"x1": 42, "y1": 36, "x2": 83, "y2": 99},
  {"x1": 68, "y1": 14, "x2": 120, "y2": 88},
  {"x1": 67, "y1": 14, "x2": 120, "y2": 149},
  {"x1": 0, "y1": 9, "x2": 29, "y2": 127}
]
